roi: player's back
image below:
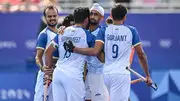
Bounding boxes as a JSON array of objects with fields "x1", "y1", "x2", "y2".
[
  {"x1": 56, "y1": 26, "x2": 95, "y2": 80},
  {"x1": 103, "y1": 24, "x2": 140, "y2": 74}
]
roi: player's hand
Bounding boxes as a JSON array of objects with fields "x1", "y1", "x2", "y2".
[
  {"x1": 63, "y1": 40, "x2": 75, "y2": 52},
  {"x1": 146, "y1": 76, "x2": 153, "y2": 86},
  {"x1": 58, "y1": 26, "x2": 66, "y2": 35},
  {"x1": 43, "y1": 66, "x2": 53, "y2": 74}
]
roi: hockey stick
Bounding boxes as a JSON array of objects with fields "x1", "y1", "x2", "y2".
[
  {"x1": 43, "y1": 81, "x2": 48, "y2": 101},
  {"x1": 43, "y1": 75, "x2": 49, "y2": 101},
  {"x1": 126, "y1": 67, "x2": 158, "y2": 91}
]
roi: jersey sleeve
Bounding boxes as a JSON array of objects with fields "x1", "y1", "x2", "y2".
[
  {"x1": 131, "y1": 27, "x2": 141, "y2": 46},
  {"x1": 36, "y1": 33, "x2": 47, "y2": 50},
  {"x1": 85, "y1": 30, "x2": 96, "y2": 47},
  {"x1": 51, "y1": 34, "x2": 59, "y2": 49},
  {"x1": 96, "y1": 27, "x2": 106, "y2": 44}
]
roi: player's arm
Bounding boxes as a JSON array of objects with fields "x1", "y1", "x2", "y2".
[
  {"x1": 131, "y1": 26, "x2": 152, "y2": 85},
  {"x1": 97, "y1": 50, "x2": 105, "y2": 63},
  {"x1": 44, "y1": 35, "x2": 59, "y2": 69},
  {"x1": 134, "y1": 44, "x2": 150, "y2": 77},
  {"x1": 36, "y1": 49, "x2": 44, "y2": 71},
  {"x1": 73, "y1": 41, "x2": 103, "y2": 56},
  {"x1": 35, "y1": 33, "x2": 47, "y2": 71},
  {"x1": 52, "y1": 49, "x2": 59, "y2": 68},
  {"x1": 52, "y1": 47, "x2": 59, "y2": 68},
  {"x1": 70, "y1": 27, "x2": 105, "y2": 56}
]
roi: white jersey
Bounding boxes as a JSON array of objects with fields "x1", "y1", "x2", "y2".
[
  {"x1": 36, "y1": 27, "x2": 59, "y2": 63},
  {"x1": 87, "y1": 26, "x2": 104, "y2": 74},
  {"x1": 52, "y1": 26, "x2": 95, "y2": 80},
  {"x1": 96, "y1": 24, "x2": 141, "y2": 74}
]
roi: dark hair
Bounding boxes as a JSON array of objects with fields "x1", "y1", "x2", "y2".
[
  {"x1": 111, "y1": 4, "x2": 127, "y2": 20},
  {"x1": 43, "y1": 5, "x2": 58, "y2": 17},
  {"x1": 73, "y1": 7, "x2": 90, "y2": 23},
  {"x1": 106, "y1": 17, "x2": 113, "y2": 24},
  {"x1": 62, "y1": 14, "x2": 74, "y2": 27}
]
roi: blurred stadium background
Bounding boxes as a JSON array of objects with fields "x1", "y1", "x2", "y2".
[{"x1": 0, "y1": 0, "x2": 180, "y2": 101}]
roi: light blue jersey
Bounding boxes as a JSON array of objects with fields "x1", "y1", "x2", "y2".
[
  {"x1": 52, "y1": 26, "x2": 95, "y2": 80},
  {"x1": 87, "y1": 26, "x2": 104, "y2": 74},
  {"x1": 96, "y1": 24, "x2": 141, "y2": 74}
]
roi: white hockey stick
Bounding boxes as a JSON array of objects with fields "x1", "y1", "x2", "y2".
[
  {"x1": 126, "y1": 67, "x2": 158, "y2": 91},
  {"x1": 43, "y1": 82, "x2": 48, "y2": 101},
  {"x1": 43, "y1": 75, "x2": 49, "y2": 101}
]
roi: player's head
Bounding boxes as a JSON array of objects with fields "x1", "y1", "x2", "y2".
[
  {"x1": 43, "y1": 5, "x2": 58, "y2": 27},
  {"x1": 111, "y1": 3, "x2": 127, "y2": 21},
  {"x1": 73, "y1": 7, "x2": 90, "y2": 29},
  {"x1": 62, "y1": 14, "x2": 75, "y2": 27},
  {"x1": 90, "y1": 3, "x2": 104, "y2": 25}
]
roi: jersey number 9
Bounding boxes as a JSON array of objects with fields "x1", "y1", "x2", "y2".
[{"x1": 112, "y1": 44, "x2": 118, "y2": 58}]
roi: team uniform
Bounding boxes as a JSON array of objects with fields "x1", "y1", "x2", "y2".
[
  {"x1": 34, "y1": 27, "x2": 58, "y2": 101},
  {"x1": 96, "y1": 24, "x2": 141, "y2": 101},
  {"x1": 51, "y1": 26, "x2": 95, "y2": 101},
  {"x1": 85, "y1": 26, "x2": 109, "y2": 101}
]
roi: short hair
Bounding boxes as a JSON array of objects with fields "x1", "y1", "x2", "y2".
[
  {"x1": 111, "y1": 4, "x2": 127, "y2": 20},
  {"x1": 43, "y1": 5, "x2": 58, "y2": 17},
  {"x1": 106, "y1": 17, "x2": 113, "y2": 25},
  {"x1": 73, "y1": 7, "x2": 90, "y2": 23},
  {"x1": 62, "y1": 14, "x2": 74, "y2": 27}
]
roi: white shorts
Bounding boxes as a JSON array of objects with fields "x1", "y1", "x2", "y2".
[
  {"x1": 104, "y1": 74, "x2": 131, "y2": 101},
  {"x1": 34, "y1": 70, "x2": 53, "y2": 101},
  {"x1": 52, "y1": 68, "x2": 85, "y2": 101},
  {"x1": 85, "y1": 73, "x2": 109, "y2": 101}
]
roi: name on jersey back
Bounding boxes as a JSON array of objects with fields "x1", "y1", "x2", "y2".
[
  {"x1": 61, "y1": 36, "x2": 81, "y2": 43},
  {"x1": 107, "y1": 34, "x2": 127, "y2": 41}
]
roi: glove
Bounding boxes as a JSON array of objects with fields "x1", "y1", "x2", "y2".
[{"x1": 63, "y1": 40, "x2": 75, "y2": 52}]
